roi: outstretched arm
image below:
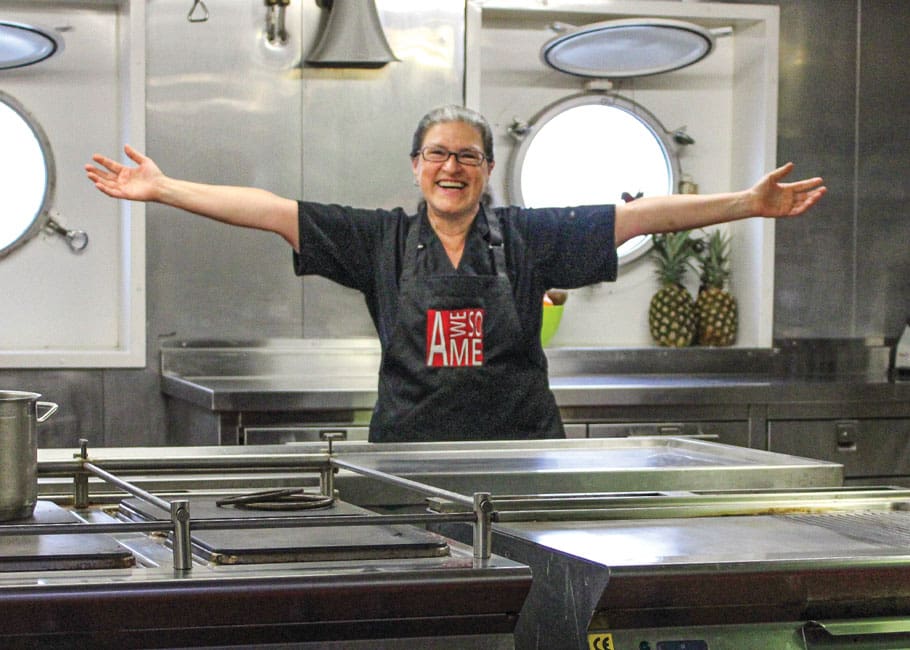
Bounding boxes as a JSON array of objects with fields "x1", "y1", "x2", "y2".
[
  {"x1": 85, "y1": 145, "x2": 300, "y2": 250},
  {"x1": 614, "y1": 162, "x2": 826, "y2": 246}
]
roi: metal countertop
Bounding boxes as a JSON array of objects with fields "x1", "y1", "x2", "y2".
[
  {"x1": 161, "y1": 371, "x2": 910, "y2": 412},
  {"x1": 159, "y1": 338, "x2": 908, "y2": 412}
]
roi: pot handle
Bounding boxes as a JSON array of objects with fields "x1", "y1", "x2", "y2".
[{"x1": 36, "y1": 401, "x2": 59, "y2": 423}]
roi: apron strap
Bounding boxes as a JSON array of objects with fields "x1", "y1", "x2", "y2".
[
  {"x1": 484, "y1": 207, "x2": 508, "y2": 279},
  {"x1": 402, "y1": 206, "x2": 507, "y2": 280}
]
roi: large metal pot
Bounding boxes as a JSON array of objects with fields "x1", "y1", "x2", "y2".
[{"x1": 0, "y1": 390, "x2": 58, "y2": 521}]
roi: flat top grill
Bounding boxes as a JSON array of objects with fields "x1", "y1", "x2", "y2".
[{"x1": 0, "y1": 502, "x2": 135, "y2": 572}]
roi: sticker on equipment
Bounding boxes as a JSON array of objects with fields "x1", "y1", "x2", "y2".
[{"x1": 587, "y1": 632, "x2": 614, "y2": 650}]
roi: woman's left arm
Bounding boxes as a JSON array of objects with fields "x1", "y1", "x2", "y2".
[{"x1": 614, "y1": 162, "x2": 826, "y2": 246}]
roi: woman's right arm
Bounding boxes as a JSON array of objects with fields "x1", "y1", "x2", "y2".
[{"x1": 85, "y1": 145, "x2": 300, "y2": 250}]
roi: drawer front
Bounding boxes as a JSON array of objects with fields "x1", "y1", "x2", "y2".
[
  {"x1": 768, "y1": 419, "x2": 910, "y2": 478},
  {"x1": 587, "y1": 421, "x2": 750, "y2": 447},
  {"x1": 242, "y1": 425, "x2": 370, "y2": 445}
]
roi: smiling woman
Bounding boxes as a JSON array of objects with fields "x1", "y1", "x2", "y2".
[{"x1": 0, "y1": 92, "x2": 55, "y2": 259}]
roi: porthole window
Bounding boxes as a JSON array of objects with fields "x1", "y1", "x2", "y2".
[
  {"x1": 0, "y1": 91, "x2": 55, "y2": 259},
  {"x1": 508, "y1": 94, "x2": 680, "y2": 265}
]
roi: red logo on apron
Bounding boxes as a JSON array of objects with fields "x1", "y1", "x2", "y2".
[{"x1": 426, "y1": 309, "x2": 484, "y2": 367}]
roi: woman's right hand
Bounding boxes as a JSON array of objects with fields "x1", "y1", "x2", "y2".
[{"x1": 85, "y1": 144, "x2": 163, "y2": 202}]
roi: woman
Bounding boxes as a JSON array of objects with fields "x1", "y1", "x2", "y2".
[{"x1": 86, "y1": 105, "x2": 826, "y2": 442}]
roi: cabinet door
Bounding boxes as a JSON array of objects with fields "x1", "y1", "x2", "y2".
[
  {"x1": 768, "y1": 419, "x2": 910, "y2": 479},
  {"x1": 588, "y1": 421, "x2": 750, "y2": 447}
]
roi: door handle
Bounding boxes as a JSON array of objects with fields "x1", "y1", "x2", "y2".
[{"x1": 835, "y1": 421, "x2": 858, "y2": 452}]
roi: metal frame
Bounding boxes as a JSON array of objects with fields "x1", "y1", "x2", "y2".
[
  {"x1": 5, "y1": 441, "x2": 493, "y2": 570},
  {"x1": 0, "y1": 89, "x2": 56, "y2": 259},
  {"x1": 506, "y1": 92, "x2": 682, "y2": 266}
]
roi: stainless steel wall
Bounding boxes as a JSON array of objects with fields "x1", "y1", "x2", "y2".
[
  {"x1": 298, "y1": 1, "x2": 464, "y2": 337},
  {"x1": 765, "y1": 0, "x2": 910, "y2": 339},
  {"x1": 2, "y1": 0, "x2": 908, "y2": 447}
]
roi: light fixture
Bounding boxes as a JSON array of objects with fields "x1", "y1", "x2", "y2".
[
  {"x1": 305, "y1": 0, "x2": 398, "y2": 69},
  {"x1": 0, "y1": 21, "x2": 64, "y2": 71},
  {"x1": 541, "y1": 18, "x2": 716, "y2": 79}
]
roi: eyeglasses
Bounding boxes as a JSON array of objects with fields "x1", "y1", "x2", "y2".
[{"x1": 416, "y1": 146, "x2": 487, "y2": 166}]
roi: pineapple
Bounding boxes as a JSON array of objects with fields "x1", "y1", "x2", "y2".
[
  {"x1": 648, "y1": 231, "x2": 698, "y2": 347},
  {"x1": 695, "y1": 229, "x2": 738, "y2": 346}
]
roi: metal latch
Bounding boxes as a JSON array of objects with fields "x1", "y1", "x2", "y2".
[
  {"x1": 44, "y1": 210, "x2": 88, "y2": 253},
  {"x1": 835, "y1": 420, "x2": 858, "y2": 452}
]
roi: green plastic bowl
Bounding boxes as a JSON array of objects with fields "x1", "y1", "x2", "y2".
[{"x1": 540, "y1": 304, "x2": 564, "y2": 347}]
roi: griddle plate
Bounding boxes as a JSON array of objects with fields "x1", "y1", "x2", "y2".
[
  {"x1": 120, "y1": 496, "x2": 450, "y2": 564},
  {"x1": 0, "y1": 501, "x2": 135, "y2": 572}
]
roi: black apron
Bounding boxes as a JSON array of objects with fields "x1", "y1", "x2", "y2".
[{"x1": 370, "y1": 208, "x2": 563, "y2": 442}]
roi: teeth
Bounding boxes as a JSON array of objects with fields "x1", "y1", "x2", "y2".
[{"x1": 438, "y1": 181, "x2": 465, "y2": 189}]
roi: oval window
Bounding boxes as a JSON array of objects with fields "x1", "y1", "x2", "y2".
[
  {"x1": 0, "y1": 92, "x2": 55, "y2": 258},
  {"x1": 508, "y1": 94, "x2": 679, "y2": 264}
]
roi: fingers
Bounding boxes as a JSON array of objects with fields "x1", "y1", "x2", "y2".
[
  {"x1": 87, "y1": 175, "x2": 126, "y2": 199},
  {"x1": 86, "y1": 145, "x2": 144, "y2": 175},
  {"x1": 783, "y1": 176, "x2": 825, "y2": 193},
  {"x1": 123, "y1": 144, "x2": 145, "y2": 165},
  {"x1": 86, "y1": 154, "x2": 121, "y2": 178},
  {"x1": 768, "y1": 162, "x2": 795, "y2": 182},
  {"x1": 789, "y1": 186, "x2": 827, "y2": 216},
  {"x1": 769, "y1": 163, "x2": 825, "y2": 192}
]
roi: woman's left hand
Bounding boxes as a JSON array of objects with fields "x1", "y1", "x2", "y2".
[{"x1": 751, "y1": 162, "x2": 827, "y2": 218}]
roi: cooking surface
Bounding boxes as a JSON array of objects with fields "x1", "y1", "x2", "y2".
[
  {"x1": 499, "y1": 509, "x2": 910, "y2": 569},
  {"x1": 121, "y1": 495, "x2": 449, "y2": 564},
  {"x1": 0, "y1": 501, "x2": 134, "y2": 572},
  {"x1": 341, "y1": 441, "x2": 807, "y2": 473},
  {"x1": 322, "y1": 438, "x2": 844, "y2": 505}
]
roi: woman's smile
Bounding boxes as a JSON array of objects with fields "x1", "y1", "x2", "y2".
[{"x1": 413, "y1": 121, "x2": 493, "y2": 224}]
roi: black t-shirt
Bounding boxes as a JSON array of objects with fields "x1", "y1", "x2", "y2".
[{"x1": 293, "y1": 202, "x2": 618, "y2": 348}]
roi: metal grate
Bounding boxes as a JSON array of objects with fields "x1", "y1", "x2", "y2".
[{"x1": 781, "y1": 510, "x2": 910, "y2": 547}]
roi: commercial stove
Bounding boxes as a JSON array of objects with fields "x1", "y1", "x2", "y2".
[
  {"x1": 430, "y1": 487, "x2": 910, "y2": 649},
  {"x1": 8, "y1": 436, "x2": 902, "y2": 650},
  {"x1": 0, "y1": 441, "x2": 530, "y2": 649}
]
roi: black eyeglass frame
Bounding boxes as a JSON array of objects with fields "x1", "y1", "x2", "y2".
[{"x1": 413, "y1": 146, "x2": 488, "y2": 166}]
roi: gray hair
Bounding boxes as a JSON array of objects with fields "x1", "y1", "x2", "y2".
[{"x1": 410, "y1": 105, "x2": 494, "y2": 163}]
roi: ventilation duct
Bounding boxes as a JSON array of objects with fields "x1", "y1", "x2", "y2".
[{"x1": 305, "y1": 0, "x2": 398, "y2": 68}]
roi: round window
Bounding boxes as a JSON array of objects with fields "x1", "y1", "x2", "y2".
[
  {"x1": 0, "y1": 91, "x2": 55, "y2": 259},
  {"x1": 508, "y1": 94, "x2": 680, "y2": 265}
]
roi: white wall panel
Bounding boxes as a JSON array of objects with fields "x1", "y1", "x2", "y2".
[{"x1": 0, "y1": 0, "x2": 145, "y2": 367}]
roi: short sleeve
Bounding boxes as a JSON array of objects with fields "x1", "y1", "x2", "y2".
[
  {"x1": 293, "y1": 201, "x2": 389, "y2": 293},
  {"x1": 514, "y1": 205, "x2": 618, "y2": 289}
]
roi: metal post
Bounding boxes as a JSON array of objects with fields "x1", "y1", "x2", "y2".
[
  {"x1": 170, "y1": 499, "x2": 193, "y2": 572},
  {"x1": 320, "y1": 465, "x2": 335, "y2": 497},
  {"x1": 73, "y1": 439, "x2": 90, "y2": 509},
  {"x1": 320, "y1": 432, "x2": 343, "y2": 497},
  {"x1": 473, "y1": 492, "x2": 493, "y2": 562}
]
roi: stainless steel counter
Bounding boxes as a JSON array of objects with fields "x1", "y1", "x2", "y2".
[
  {"x1": 158, "y1": 339, "x2": 910, "y2": 460},
  {"x1": 38, "y1": 438, "x2": 844, "y2": 508},
  {"x1": 160, "y1": 337, "x2": 905, "y2": 411}
]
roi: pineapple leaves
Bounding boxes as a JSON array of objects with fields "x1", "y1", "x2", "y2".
[{"x1": 648, "y1": 229, "x2": 737, "y2": 347}]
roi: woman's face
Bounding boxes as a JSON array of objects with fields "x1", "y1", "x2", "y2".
[{"x1": 412, "y1": 120, "x2": 494, "y2": 224}]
